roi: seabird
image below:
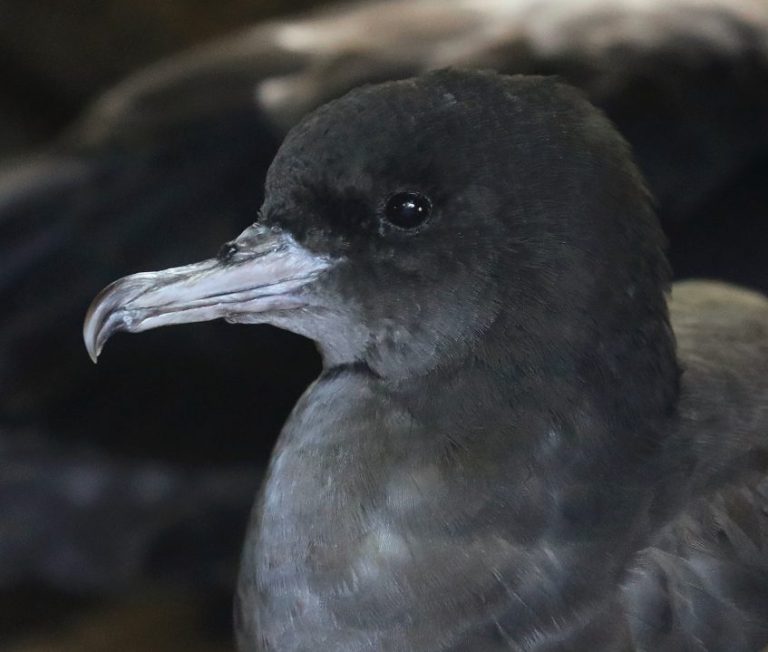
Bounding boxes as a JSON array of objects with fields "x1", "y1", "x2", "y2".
[
  {"x1": 5, "y1": 0, "x2": 768, "y2": 518},
  {"x1": 85, "y1": 68, "x2": 768, "y2": 650}
]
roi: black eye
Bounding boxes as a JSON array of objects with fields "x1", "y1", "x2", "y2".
[{"x1": 384, "y1": 192, "x2": 432, "y2": 229}]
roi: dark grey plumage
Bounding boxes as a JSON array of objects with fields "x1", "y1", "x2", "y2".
[
  {"x1": 6, "y1": 3, "x2": 768, "y2": 598},
  {"x1": 84, "y1": 70, "x2": 768, "y2": 651}
]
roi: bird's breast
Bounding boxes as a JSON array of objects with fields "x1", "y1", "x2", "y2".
[
  {"x1": 236, "y1": 373, "x2": 429, "y2": 648},
  {"x1": 234, "y1": 371, "x2": 644, "y2": 651}
]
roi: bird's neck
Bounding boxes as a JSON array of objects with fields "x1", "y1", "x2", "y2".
[{"x1": 394, "y1": 297, "x2": 679, "y2": 430}]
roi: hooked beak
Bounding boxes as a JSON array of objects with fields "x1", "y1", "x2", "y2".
[{"x1": 83, "y1": 224, "x2": 333, "y2": 362}]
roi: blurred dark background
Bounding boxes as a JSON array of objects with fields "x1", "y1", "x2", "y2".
[
  {"x1": 1, "y1": 0, "x2": 767, "y2": 649},
  {"x1": 0, "y1": 0, "x2": 328, "y2": 154}
]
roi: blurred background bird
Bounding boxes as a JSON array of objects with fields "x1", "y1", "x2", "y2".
[{"x1": 2, "y1": 0, "x2": 768, "y2": 649}]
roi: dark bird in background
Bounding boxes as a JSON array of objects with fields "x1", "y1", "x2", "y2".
[
  {"x1": 85, "y1": 70, "x2": 768, "y2": 651},
  {"x1": 3, "y1": 0, "x2": 768, "y2": 595}
]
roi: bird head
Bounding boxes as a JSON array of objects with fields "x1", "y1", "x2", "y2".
[{"x1": 84, "y1": 69, "x2": 674, "y2": 388}]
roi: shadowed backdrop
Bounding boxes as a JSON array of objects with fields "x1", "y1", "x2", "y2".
[{"x1": 2, "y1": 0, "x2": 768, "y2": 649}]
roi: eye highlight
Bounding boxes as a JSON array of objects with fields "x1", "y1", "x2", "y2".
[{"x1": 384, "y1": 192, "x2": 432, "y2": 230}]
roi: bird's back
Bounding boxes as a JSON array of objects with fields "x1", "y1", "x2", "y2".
[{"x1": 622, "y1": 280, "x2": 768, "y2": 652}]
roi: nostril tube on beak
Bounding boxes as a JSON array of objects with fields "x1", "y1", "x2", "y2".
[{"x1": 218, "y1": 242, "x2": 239, "y2": 262}]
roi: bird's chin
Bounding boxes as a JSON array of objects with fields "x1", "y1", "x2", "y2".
[{"x1": 83, "y1": 224, "x2": 335, "y2": 362}]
